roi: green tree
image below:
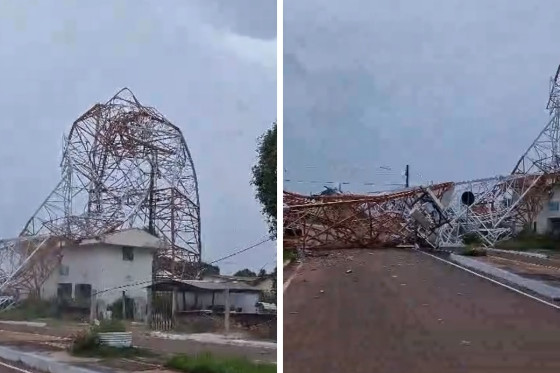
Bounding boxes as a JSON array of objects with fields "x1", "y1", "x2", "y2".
[
  {"x1": 199, "y1": 262, "x2": 220, "y2": 276},
  {"x1": 258, "y1": 268, "x2": 267, "y2": 277},
  {"x1": 233, "y1": 268, "x2": 257, "y2": 277},
  {"x1": 252, "y1": 122, "x2": 277, "y2": 238}
]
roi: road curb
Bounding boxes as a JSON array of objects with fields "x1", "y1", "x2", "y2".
[
  {"x1": 0, "y1": 345, "x2": 101, "y2": 373},
  {"x1": 484, "y1": 247, "x2": 549, "y2": 259}
]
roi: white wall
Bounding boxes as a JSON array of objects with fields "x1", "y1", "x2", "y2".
[
  {"x1": 42, "y1": 243, "x2": 154, "y2": 305},
  {"x1": 536, "y1": 186, "x2": 560, "y2": 234}
]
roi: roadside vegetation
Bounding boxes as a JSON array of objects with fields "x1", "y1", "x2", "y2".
[
  {"x1": 460, "y1": 233, "x2": 487, "y2": 256},
  {"x1": 70, "y1": 319, "x2": 150, "y2": 358},
  {"x1": 166, "y1": 353, "x2": 276, "y2": 373},
  {"x1": 461, "y1": 227, "x2": 560, "y2": 253},
  {"x1": 495, "y1": 229, "x2": 560, "y2": 251},
  {"x1": 284, "y1": 249, "x2": 296, "y2": 262},
  {"x1": 0, "y1": 298, "x2": 56, "y2": 320}
]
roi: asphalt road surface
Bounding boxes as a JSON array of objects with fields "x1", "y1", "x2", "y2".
[
  {"x1": 284, "y1": 249, "x2": 560, "y2": 373},
  {"x1": 0, "y1": 358, "x2": 42, "y2": 373}
]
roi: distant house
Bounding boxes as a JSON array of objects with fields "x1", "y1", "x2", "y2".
[
  {"x1": 200, "y1": 274, "x2": 275, "y2": 294},
  {"x1": 149, "y1": 278, "x2": 263, "y2": 314},
  {"x1": 41, "y1": 228, "x2": 161, "y2": 318}
]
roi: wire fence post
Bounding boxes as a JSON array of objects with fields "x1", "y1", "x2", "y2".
[{"x1": 172, "y1": 286, "x2": 178, "y2": 328}]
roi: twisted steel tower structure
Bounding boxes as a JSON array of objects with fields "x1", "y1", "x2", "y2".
[
  {"x1": 284, "y1": 64, "x2": 560, "y2": 251},
  {"x1": 0, "y1": 88, "x2": 201, "y2": 297}
]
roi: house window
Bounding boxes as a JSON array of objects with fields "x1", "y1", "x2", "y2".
[
  {"x1": 549, "y1": 201, "x2": 560, "y2": 211},
  {"x1": 75, "y1": 284, "x2": 92, "y2": 305},
  {"x1": 59, "y1": 265, "x2": 69, "y2": 276},
  {"x1": 57, "y1": 283, "x2": 72, "y2": 302},
  {"x1": 122, "y1": 246, "x2": 134, "y2": 261}
]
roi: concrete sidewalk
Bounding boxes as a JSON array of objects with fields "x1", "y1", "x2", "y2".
[{"x1": 450, "y1": 253, "x2": 560, "y2": 301}]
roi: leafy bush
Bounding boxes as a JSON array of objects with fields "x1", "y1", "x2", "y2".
[
  {"x1": 70, "y1": 319, "x2": 130, "y2": 356},
  {"x1": 462, "y1": 233, "x2": 482, "y2": 246},
  {"x1": 166, "y1": 353, "x2": 276, "y2": 373},
  {"x1": 461, "y1": 247, "x2": 487, "y2": 257},
  {"x1": 94, "y1": 319, "x2": 126, "y2": 333},
  {"x1": 70, "y1": 328, "x2": 99, "y2": 354}
]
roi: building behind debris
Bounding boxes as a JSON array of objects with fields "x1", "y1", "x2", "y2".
[{"x1": 41, "y1": 228, "x2": 161, "y2": 319}]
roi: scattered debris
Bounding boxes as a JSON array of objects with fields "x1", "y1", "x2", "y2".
[
  {"x1": 461, "y1": 340, "x2": 471, "y2": 346},
  {"x1": 346, "y1": 269, "x2": 353, "y2": 274}
]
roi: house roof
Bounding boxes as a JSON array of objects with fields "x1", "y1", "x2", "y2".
[
  {"x1": 147, "y1": 279, "x2": 262, "y2": 293},
  {"x1": 202, "y1": 274, "x2": 274, "y2": 284},
  {"x1": 78, "y1": 228, "x2": 163, "y2": 251}
]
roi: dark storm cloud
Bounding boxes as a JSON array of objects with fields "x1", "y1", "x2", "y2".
[
  {"x1": 0, "y1": 0, "x2": 276, "y2": 274},
  {"x1": 284, "y1": 0, "x2": 560, "y2": 194}
]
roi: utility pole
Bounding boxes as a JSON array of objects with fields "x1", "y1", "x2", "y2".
[{"x1": 405, "y1": 164, "x2": 410, "y2": 188}]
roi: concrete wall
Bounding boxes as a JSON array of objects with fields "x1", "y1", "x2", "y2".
[
  {"x1": 175, "y1": 312, "x2": 276, "y2": 339},
  {"x1": 41, "y1": 243, "x2": 154, "y2": 305}
]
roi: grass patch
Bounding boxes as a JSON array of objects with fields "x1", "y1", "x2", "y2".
[{"x1": 166, "y1": 353, "x2": 276, "y2": 373}]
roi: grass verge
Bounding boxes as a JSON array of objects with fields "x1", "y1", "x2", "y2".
[{"x1": 165, "y1": 353, "x2": 276, "y2": 373}]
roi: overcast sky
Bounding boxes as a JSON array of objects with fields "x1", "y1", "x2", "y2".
[
  {"x1": 284, "y1": 0, "x2": 560, "y2": 195},
  {"x1": 0, "y1": 0, "x2": 276, "y2": 275}
]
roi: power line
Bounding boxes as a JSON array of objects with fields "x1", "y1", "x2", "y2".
[
  {"x1": 93, "y1": 237, "x2": 273, "y2": 295},
  {"x1": 208, "y1": 237, "x2": 273, "y2": 265},
  {"x1": 284, "y1": 179, "x2": 405, "y2": 187}
]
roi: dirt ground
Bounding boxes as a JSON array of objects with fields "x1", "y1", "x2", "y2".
[
  {"x1": 284, "y1": 248, "x2": 560, "y2": 373},
  {"x1": 0, "y1": 320, "x2": 276, "y2": 367}
]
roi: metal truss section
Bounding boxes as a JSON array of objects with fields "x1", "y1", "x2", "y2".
[
  {"x1": 439, "y1": 65, "x2": 560, "y2": 247},
  {"x1": 0, "y1": 88, "x2": 201, "y2": 297},
  {"x1": 284, "y1": 183, "x2": 453, "y2": 250}
]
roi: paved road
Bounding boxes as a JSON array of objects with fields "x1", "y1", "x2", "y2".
[
  {"x1": 284, "y1": 249, "x2": 560, "y2": 373},
  {"x1": 0, "y1": 358, "x2": 42, "y2": 373}
]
